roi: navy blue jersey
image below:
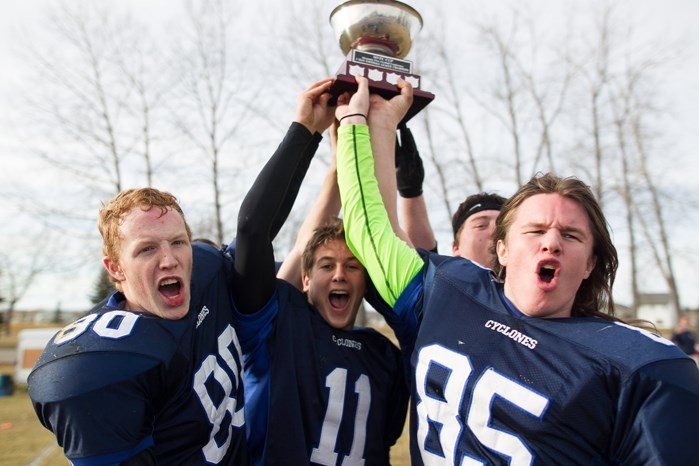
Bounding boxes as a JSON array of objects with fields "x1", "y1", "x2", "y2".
[
  {"x1": 28, "y1": 243, "x2": 249, "y2": 465},
  {"x1": 390, "y1": 255, "x2": 699, "y2": 465},
  {"x1": 234, "y1": 279, "x2": 408, "y2": 466}
]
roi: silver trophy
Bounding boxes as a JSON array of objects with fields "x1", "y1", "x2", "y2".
[{"x1": 328, "y1": 0, "x2": 434, "y2": 123}]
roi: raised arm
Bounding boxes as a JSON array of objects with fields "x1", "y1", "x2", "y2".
[
  {"x1": 234, "y1": 78, "x2": 334, "y2": 313},
  {"x1": 278, "y1": 114, "x2": 418, "y2": 289},
  {"x1": 367, "y1": 98, "x2": 411, "y2": 246},
  {"x1": 395, "y1": 124, "x2": 438, "y2": 252},
  {"x1": 277, "y1": 122, "x2": 342, "y2": 290},
  {"x1": 335, "y1": 77, "x2": 424, "y2": 306}
]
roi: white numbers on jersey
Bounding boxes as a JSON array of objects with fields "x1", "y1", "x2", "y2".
[
  {"x1": 194, "y1": 324, "x2": 245, "y2": 464},
  {"x1": 54, "y1": 311, "x2": 138, "y2": 344},
  {"x1": 53, "y1": 311, "x2": 245, "y2": 464},
  {"x1": 310, "y1": 368, "x2": 371, "y2": 466},
  {"x1": 416, "y1": 344, "x2": 549, "y2": 466}
]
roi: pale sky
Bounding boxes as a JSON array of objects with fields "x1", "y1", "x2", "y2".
[{"x1": 1, "y1": 0, "x2": 698, "y2": 311}]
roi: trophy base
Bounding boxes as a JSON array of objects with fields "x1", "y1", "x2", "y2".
[{"x1": 329, "y1": 50, "x2": 435, "y2": 124}]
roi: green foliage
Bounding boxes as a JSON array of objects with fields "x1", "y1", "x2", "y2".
[
  {"x1": 90, "y1": 268, "x2": 114, "y2": 305},
  {"x1": 51, "y1": 304, "x2": 62, "y2": 324}
]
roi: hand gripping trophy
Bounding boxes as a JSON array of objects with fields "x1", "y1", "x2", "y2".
[{"x1": 329, "y1": 0, "x2": 434, "y2": 123}]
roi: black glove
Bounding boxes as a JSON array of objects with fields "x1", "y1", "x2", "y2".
[{"x1": 395, "y1": 124, "x2": 424, "y2": 198}]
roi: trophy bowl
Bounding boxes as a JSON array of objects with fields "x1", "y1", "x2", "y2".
[{"x1": 330, "y1": 0, "x2": 423, "y2": 59}]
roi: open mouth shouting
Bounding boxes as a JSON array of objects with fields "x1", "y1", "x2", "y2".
[
  {"x1": 319, "y1": 287, "x2": 360, "y2": 330},
  {"x1": 329, "y1": 289, "x2": 350, "y2": 311},
  {"x1": 159, "y1": 277, "x2": 185, "y2": 306},
  {"x1": 537, "y1": 261, "x2": 559, "y2": 288}
]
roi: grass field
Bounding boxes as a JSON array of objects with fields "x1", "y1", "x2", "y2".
[
  {"x1": 0, "y1": 386, "x2": 69, "y2": 466},
  {"x1": 0, "y1": 324, "x2": 77, "y2": 465}
]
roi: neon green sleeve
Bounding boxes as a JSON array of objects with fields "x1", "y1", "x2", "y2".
[{"x1": 336, "y1": 124, "x2": 424, "y2": 306}]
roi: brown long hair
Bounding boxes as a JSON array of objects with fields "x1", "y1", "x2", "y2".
[{"x1": 492, "y1": 173, "x2": 618, "y2": 320}]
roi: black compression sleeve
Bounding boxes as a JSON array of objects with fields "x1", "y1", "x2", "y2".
[
  {"x1": 234, "y1": 122, "x2": 319, "y2": 313},
  {"x1": 269, "y1": 130, "x2": 322, "y2": 239}
]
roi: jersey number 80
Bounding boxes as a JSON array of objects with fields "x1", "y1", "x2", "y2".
[{"x1": 53, "y1": 311, "x2": 245, "y2": 464}]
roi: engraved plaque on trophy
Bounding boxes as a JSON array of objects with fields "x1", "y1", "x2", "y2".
[{"x1": 329, "y1": 0, "x2": 435, "y2": 123}]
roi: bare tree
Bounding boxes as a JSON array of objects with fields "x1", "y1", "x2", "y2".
[
  {"x1": 113, "y1": 33, "x2": 174, "y2": 187},
  {"x1": 0, "y1": 249, "x2": 49, "y2": 335},
  {"x1": 476, "y1": 20, "x2": 526, "y2": 186},
  {"x1": 515, "y1": 20, "x2": 575, "y2": 175},
  {"x1": 610, "y1": 80, "x2": 640, "y2": 316},
  {"x1": 6, "y1": 3, "x2": 177, "y2": 316},
  {"x1": 419, "y1": 109, "x2": 455, "y2": 222},
  {"x1": 420, "y1": 3, "x2": 689, "y2": 317},
  {"x1": 282, "y1": 0, "x2": 338, "y2": 83},
  {"x1": 474, "y1": 10, "x2": 581, "y2": 183},
  {"x1": 588, "y1": 8, "x2": 684, "y2": 319},
  {"x1": 21, "y1": 2, "x2": 168, "y2": 199},
  {"x1": 622, "y1": 45, "x2": 684, "y2": 320},
  {"x1": 168, "y1": 0, "x2": 263, "y2": 245},
  {"x1": 421, "y1": 16, "x2": 484, "y2": 192},
  {"x1": 565, "y1": 6, "x2": 618, "y2": 208},
  {"x1": 416, "y1": 3, "x2": 577, "y2": 206},
  {"x1": 632, "y1": 113, "x2": 682, "y2": 319}
]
